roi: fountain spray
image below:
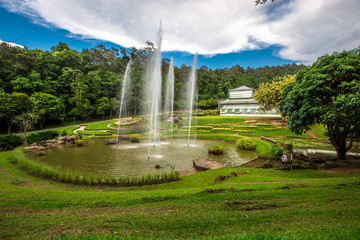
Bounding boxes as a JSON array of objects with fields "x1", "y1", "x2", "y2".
[
  {"x1": 117, "y1": 59, "x2": 132, "y2": 146},
  {"x1": 187, "y1": 53, "x2": 198, "y2": 147}
]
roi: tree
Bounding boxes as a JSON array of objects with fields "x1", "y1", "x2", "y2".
[
  {"x1": 15, "y1": 112, "x2": 37, "y2": 145},
  {"x1": 254, "y1": 75, "x2": 295, "y2": 112},
  {"x1": 11, "y1": 70, "x2": 43, "y2": 94},
  {"x1": 109, "y1": 97, "x2": 119, "y2": 119},
  {"x1": 96, "y1": 97, "x2": 110, "y2": 119},
  {"x1": 31, "y1": 92, "x2": 65, "y2": 128},
  {"x1": 0, "y1": 92, "x2": 33, "y2": 133},
  {"x1": 279, "y1": 48, "x2": 360, "y2": 160},
  {"x1": 255, "y1": 0, "x2": 275, "y2": 5}
]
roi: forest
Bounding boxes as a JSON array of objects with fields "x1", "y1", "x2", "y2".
[{"x1": 0, "y1": 41, "x2": 305, "y2": 132}]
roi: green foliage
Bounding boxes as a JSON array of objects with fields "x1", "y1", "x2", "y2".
[
  {"x1": 254, "y1": 74, "x2": 295, "y2": 112},
  {"x1": 130, "y1": 134, "x2": 140, "y2": 143},
  {"x1": 0, "y1": 134, "x2": 23, "y2": 151},
  {"x1": 208, "y1": 145, "x2": 225, "y2": 154},
  {"x1": 10, "y1": 148, "x2": 180, "y2": 187},
  {"x1": 271, "y1": 144, "x2": 284, "y2": 156},
  {"x1": 236, "y1": 137, "x2": 256, "y2": 150},
  {"x1": 280, "y1": 47, "x2": 360, "y2": 159},
  {"x1": 27, "y1": 130, "x2": 60, "y2": 144},
  {"x1": 75, "y1": 139, "x2": 84, "y2": 146},
  {"x1": 155, "y1": 163, "x2": 161, "y2": 169}
]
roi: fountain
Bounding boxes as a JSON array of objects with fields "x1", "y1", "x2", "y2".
[
  {"x1": 164, "y1": 57, "x2": 175, "y2": 143},
  {"x1": 187, "y1": 53, "x2": 198, "y2": 146},
  {"x1": 117, "y1": 59, "x2": 132, "y2": 145},
  {"x1": 147, "y1": 24, "x2": 163, "y2": 159}
]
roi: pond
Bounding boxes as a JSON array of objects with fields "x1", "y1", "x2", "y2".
[{"x1": 29, "y1": 139, "x2": 257, "y2": 176}]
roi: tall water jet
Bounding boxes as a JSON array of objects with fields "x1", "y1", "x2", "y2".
[
  {"x1": 187, "y1": 52, "x2": 198, "y2": 146},
  {"x1": 147, "y1": 24, "x2": 163, "y2": 159},
  {"x1": 117, "y1": 59, "x2": 132, "y2": 146},
  {"x1": 164, "y1": 57, "x2": 175, "y2": 143}
]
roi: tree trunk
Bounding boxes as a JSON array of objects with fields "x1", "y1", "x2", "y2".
[
  {"x1": 7, "y1": 119, "x2": 12, "y2": 133},
  {"x1": 39, "y1": 119, "x2": 45, "y2": 129},
  {"x1": 329, "y1": 132, "x2": 348, "y2": 160}
]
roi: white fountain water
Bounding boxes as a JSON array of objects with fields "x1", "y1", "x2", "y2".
[
  {"x1": 117, "y1": 60, "x2": 132, "y2": 145},
  {"x1": 187, "y1": 53, "x2": 198, "y2": 146},
  {"x1": 164, "y1": 57, "x2": 175, "y2": 143},
  {"x1": 147, "y1": 24, "x2": 163, "y2": 159}
]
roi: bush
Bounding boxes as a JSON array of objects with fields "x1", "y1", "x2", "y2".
[
  {"x1": 155, "y1": 163, "x2": 161, "y2": 169},
  {"x1": 208, "y1": 145, "x2": 224, "y2": 154},
  {"x1": 75, "y1": 139, "x2": 84, "y2": 146},
  {"x1": 236, "y1": 137, "x2": 256, "y2": 150},
  {"x1": 27, "y1": 130, "x2": 59, "y2": 144},
  {"x1": 272, "y1": 144, "x2": 284, "y2": 156},
  {"x1": 0, "y1": 134, "x2": 23, "y2": 151},
  {"x1": 130, "y1": 134, "x2": 140, "y2": 143}
]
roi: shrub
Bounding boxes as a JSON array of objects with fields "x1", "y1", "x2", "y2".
[
  {"x1": 27, "y1": 130, "x2": 59, "y2": 144},
  {"x1": 208, "y1": 145, "x2": 224, "y2": 154},
  {"x1": 0, "y1": 134, "x2": 23, "y2": 151},
  {"x1": 130, "y1": 134, "x2": 140, "y2": 143},
  {"x1": 236, "y1": 137, "x2": 256, "y2": 150},
  {"x1": 155, "y1": 163, "x2": 161, "y2": 169},
  {"x1": 272, "y1": 144, "x2": 284, "y2": 156},
  {"x1": 75, "y1": 139, "x2": 84, "y2": 146},
  {"x1": 60, "y1": 130, "x2": 68, "y2": 136}
]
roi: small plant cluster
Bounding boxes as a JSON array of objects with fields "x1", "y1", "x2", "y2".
[
  {"x1": 130, "y1": 134, "x2": 140, "y2": 143},
  {"x1": 208, "y1": 145, "x2": 225, "y2": 155},
  {"x1": 75, "y1": 139, "x2": 84, "y2": 146},
  {"x1": 11, "y1": 148, "x2": 180, "y2": 186},
  {"x1": 272, "y1": 144, "x2": 284, "y2": 156},
  {"x1": 27, "y1": 130, "x2": 59, "y2": 144},
  {"x1": 0, "y1": 134, "x2": 23, "y2": 151},
  {"x1": 236, "y1": 137, "x2": 256, "y2": 150}
]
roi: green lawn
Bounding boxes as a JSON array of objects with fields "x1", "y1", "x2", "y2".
[{"x1": 0, "y1": 150, "x2": 359, "y2": 239}]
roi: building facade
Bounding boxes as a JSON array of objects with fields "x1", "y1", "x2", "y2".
[{"x1": 219, "y1": 86, "x2": 279, "y2": 116}]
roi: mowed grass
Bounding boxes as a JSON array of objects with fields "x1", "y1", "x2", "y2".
[{"x1": 0, "y1": 150, "x2": 359, "y2": 239}]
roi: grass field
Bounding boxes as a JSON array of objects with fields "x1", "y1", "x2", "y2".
[{"x1": 1, "y1": 150, "x2": 359, "y2": 239}]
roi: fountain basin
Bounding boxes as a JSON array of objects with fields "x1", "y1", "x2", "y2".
[{"x1": 28, "y1": 139, "x2": 257, "y2": 176}]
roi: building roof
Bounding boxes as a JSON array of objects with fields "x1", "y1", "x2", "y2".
[
  {"x1": 229, "y1": 85, "x2": 255, "y2": 92},
  {"x1": 219, "y1": 98, "x2": 258, "y2": 105}
]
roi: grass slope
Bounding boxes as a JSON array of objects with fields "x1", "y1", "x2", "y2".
[{"x1": 1, "y1": 150, "x2": 359, "y2": 239}]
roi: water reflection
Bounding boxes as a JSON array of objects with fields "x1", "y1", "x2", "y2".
[{"x1": 29, "y1": 139, "x2": 257, "y2": 176}]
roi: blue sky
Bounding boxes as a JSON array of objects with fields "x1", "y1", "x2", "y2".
[{"x1": 1, "y1": 0, "x2": 359, "y2": 69}]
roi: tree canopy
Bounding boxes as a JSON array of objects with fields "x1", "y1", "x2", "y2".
[
  {"x1": 254, "y1": 74, "x2": 295, "y2": 112},
  {"x1": 279, "y1": 48, "x2": 360, "y2": 160},
  {"x1": 0, "y1": 41, "x2": 304, "y2": 132}
]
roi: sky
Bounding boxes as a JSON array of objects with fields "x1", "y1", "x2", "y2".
[{"x1": 1, "y1": 0, "x2": 360, "y2": 69}]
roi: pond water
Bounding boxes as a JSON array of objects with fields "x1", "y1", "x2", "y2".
[{"x1": 29, "y1": 139, "x2": 257, "y2": 176}]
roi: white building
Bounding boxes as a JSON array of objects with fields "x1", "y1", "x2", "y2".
[{"x1": 219, "y1": 86, "x2": 279, "y2": 116}]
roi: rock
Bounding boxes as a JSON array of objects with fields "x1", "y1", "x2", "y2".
[
  {"x1": 176, "y1": 168, "x2": 198, "y2": 176},
  {"x1": 36, "y1": 140, "x2": 48, "y2": 147},
  {"x1": 193, "y1": 158, "x2": 225, "y2": 171},
  {"x1": 213, "y1": 175, "x2": 227, "y2": 183},
  {"x1": 105, "y1": 138, "x2": 118, "y2": 145},
  {"x1": 46, "y1": 140, "x2": 57, "y2": 144},
  {"x1": 66, "y1": 135, "x2": 80, "y2": 143},
  {"x1": 25, "y1": 146, "x2": 48, "y2": 151},
  {"x1": 323, "y1": 161, "x2": 339, "y2": 169},
  {"x1": 272, "y1": 161, "x2": 291, "y2": 170},
  {"x1": 57, "y1": 140, "x2": 66, "y2": 145},
  {"x1": 292, "y1": 152, "x2": 309, "y2": 161},
  {"x1": 58, "y1": 136, "x2": 68, "y2": 141},
  {"x1": 259, "y1": 161, "x2": 273, "y2": 168},
  {"x1": 118, "y1": 135, "x2": 130, "y2": 140},
  {"x1": 228, "y1": 172, "x2": 237, "y2": 178}
]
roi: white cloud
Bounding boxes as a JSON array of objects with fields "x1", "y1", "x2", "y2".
[
  {"x1": 1, "y1": 0, "x2": 360, "y2": 64},
  {"x1": 0, "y1": 39, "x2": 24, "y2": 48}
]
